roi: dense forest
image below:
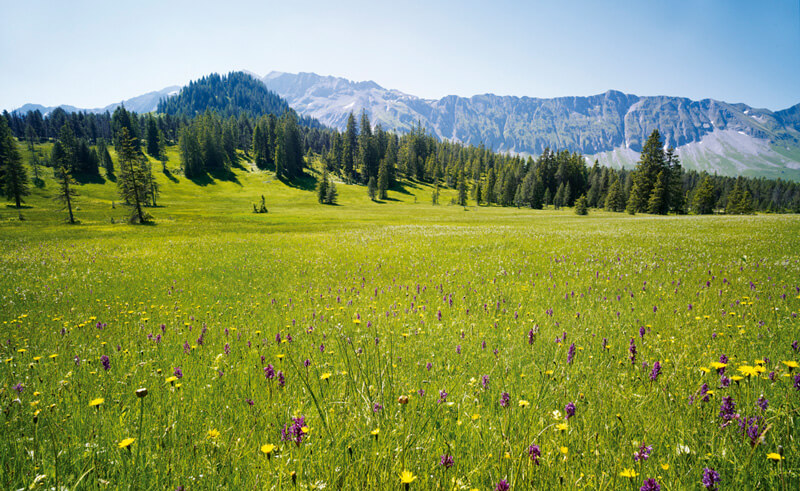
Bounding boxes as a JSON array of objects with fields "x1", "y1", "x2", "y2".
[{"x1": 3, "y1": 72, "x2": 800, "y2": 214}]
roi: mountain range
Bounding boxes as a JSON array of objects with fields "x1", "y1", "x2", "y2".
[{"x1": 11, "y1": 71, "x2": 800, "y2": 180}]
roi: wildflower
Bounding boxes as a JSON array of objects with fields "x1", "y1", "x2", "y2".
[
  {"x1": 277, "y1": 371, "x2": 285, "y2": 387},
  {"x1": 118, "y1": 438, "x2": 135, "y2": 449},
  {"x1": 757, "y1": 395, "x2": 768, "y2": 411},
  {"x1": 500, "y1": 392, "x2": 510, "y2": 407},
  {"x1": 766, "y1": 452, "x2": 784, "y2": 461},
  {"x1": 495, "y1": 479, "x2": 510, "y2": 491},
  {"x1": 100, "y1": 355, "x2": 110, "y2": 371},
  {"x1": 481, "y1": 375, "x2": 490, "y2": 389},
  {"x1": 183, "y1": 342, "x2": 190, "y2": 354},
  {"x1": 320, "y1": 372, "x2": 332, "y2": 380},
  {"x1": 565, "y1": 402, "x2": 576, "y2": 419},
  {"x1": 398, "y1": 395, "x2": 409, "y2": 404},
  {"x1": 639, "y1": 326, "x2": 645, "y2": 339},
  {"x1": 602, "y1": 337, "x2": 608, "y2": 350},
  {"x1": 439, "y1": 454, "x2": 454, "y2": 469},
  {"x1": 528, "y1": 444, "x2": 541, "y2": 465},
  {"x1": 372, "y1": 402, "x2": 383, "y2": 412},
  {"x1": 702, "y1": 468, "x2": 720, "y2": 490},
  {"x1": 528, "y1": 329, "x2": 536, "y2": 345},
  {"x1": 456, "y1": 345, "x2": 461, "y2": 354},
  {"x1": 89, "y1": 397, "x2": 104, "y2": 407},
  {"x1": 370, "y1": 428, "x2": 380, "y2": 438},
  {"x1": 620, "y1": 469, "x2": 638, "y2": 478},
  {"x1": 720, "y1": 375, "x2": 730, "y2": 388},
  {"x1": 640, "y1": 478, "x2": 661, "y2": 491},
  {"x1": 264, "y1": 364, "x2": 275, "y2": 379},
  {"x1": 208, "y1": 429, "x2": 220, "y2": 439},
  {"x1": 794, "y1": 374, "x2": 800, "y2": 391},
  {"x1": 13, "y1": 383, "x2": 23, "y2": 393},
  {"x1": 719, "y1": 396, "x2": 736, "y2": 421},
  {"x1": 281, "y1": 416, "x2": 307, "y2": 446},
  {"x1": 438, "y1": 390, "x2": 448, "y2": 404},
  {"x1": 792, "y1": 340, "x2": 799, "y2": 352},
  {"x1": 634, "y1": 442, "x2": 652, "y2": 462},
  {"x1": 698, "y1": 383, "x2": 711, "y2": 403},
  {"x1": 555, "y1": 423, "x2": 568, "y2": 432},
  {"x1": 518, "y1": 399, "x2": 530, "y2": 408},
  {"x1": 426, "y1": 362, "x2": 432, "y2": 371},
  {"x1": 783, "y1": 360, "x2": 799, "y2": 371},
  {"x1": 260, "y1": 443, "x2": 275, "y2": 458},
  {"x1": 399, "y1": 469, "x2": 417, "y2": 485},
  {"x1": 650, "y1": 361, "x2": 662, "y2": 381},
  {"x1": 567, "y1": 343, "x2": 576, "y2": 364},
  {"x1": 629, "y1": 338, "x2": 637, "y2": 364}
]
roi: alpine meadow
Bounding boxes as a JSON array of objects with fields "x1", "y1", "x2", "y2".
[{"x1": 3, "y1": 2, "x2": 800, "y2": 490}]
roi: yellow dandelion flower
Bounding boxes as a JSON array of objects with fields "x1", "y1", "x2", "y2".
[
  {"x1": 370, "y1": 428, "x2": 380, "y2": 436},
  {"x1": 165, "y1": 376, "x2": 178, "y2": 383},
  {"x1": 781, "y1": 361, "x2": 798, "y2": 370},
  {"x1": 518, "y1": 400, "x2": 530, "y2": 408},
  {"x1": 399, "y1": 470, "x2": 417, "y2": 484},
  {"x1": 320, "y1": 372, "x2": 332, "y2": 380},
  {"x1": 89, "y1": 398, "x2": 104, "y2": 407},
  {"x1": 471, "y1": 413, "x2": 481, "y2": 421},
  {"x1": 710, "y1": 362, "x2": 727, "y2": 370},
  {"x1": 208, "y1": 429, "x2": 220, "y2": 439},
  {"x1": 620, "y1": 468, "x2": 638, "y2": 478},
  {"x1": 118, "y1": 438, "x2": 135, "y2": 448},
  {"x1": 260, "y1": 443, "x2": 276, "y2": 455},
  {"x1": 738, "y1": 365, "x2": 758, "y2": 377},
  {"x1": 560, "y1": 446, "x2": 569, "y2": 455},
  {"x1": 556, "y1": 423, "x2": 568, "y2": 432},
  {"x1": 660, "y1": 463, "x2": 670, "y2": 471},
  {"x1": 301, "y1": 426, "x2": 310, "y2": 434},
  {"x1": 766, "y1": 453, "x2": 784, "y2": 461}
]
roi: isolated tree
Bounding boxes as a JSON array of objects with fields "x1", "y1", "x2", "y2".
[
  {"x1": 377, "y1": 159, "x2": 389, "y2": 200},
  {"x1": 367, "y1": 176, "x2": 377, "y2": 201},
  {"x1": 116, "y1": 127, "x2": 151, "y2": 223},
  {"x1": 457, "y1": 171, "x2": 468, "y2": 206},
  {"x1": 0, "y1": 118, "x2": 29, "y2": 208},
  {"x1": 325, "y1": 176, "x2": 338, "y2": 205},
  {"x1": 692, "y1": 176, "x2": 716, "y2": 214},
  {"x1": 574, "y1": 194, "x2": 588, "y2": 215},
  {"x1": 317, "y1": 169, "x2": 329, "y2": 203},
  {"x1": 54, "y1": 165, "x2": 78, "y2": 224}
]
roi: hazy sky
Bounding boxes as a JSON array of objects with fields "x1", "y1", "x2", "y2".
[{"x1": 1, "y1": 0, "x2": 798, "y2": 111}]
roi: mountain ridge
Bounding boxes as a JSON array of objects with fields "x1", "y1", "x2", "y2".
[{"x1": 261, "y1": 71, "x2": 800, "y2": 179}]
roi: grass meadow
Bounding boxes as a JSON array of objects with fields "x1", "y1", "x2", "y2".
[{"x1": 1, "y1": 149, "x2": 799, "y2": 490}]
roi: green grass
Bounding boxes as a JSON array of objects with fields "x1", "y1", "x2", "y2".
[{"x1": 1, "y1": 146, "x2": 799, "y2": 490}]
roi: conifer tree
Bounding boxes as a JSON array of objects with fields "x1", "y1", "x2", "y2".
[
  {"x1": 317, "y1": 170, "x2": 329, "y2": 204},
  {"x1": 553, "y1": 182, "x2": 566, "y2": 209},
  {"x1": 54, "y1": 165, "x2": 78, "y2": 224},
  {"x1": 146, "y1": 115, "x2": 161, "y2": 159},
  {"x1": 486, "y1": 168, "x2": 496, "y2": 204},
  {"x1": 432, "y1": 182, "x2": 440, "y2": 205},
  {"x1": 457, "y1": 170, "x2": 468, "y2": 206},
  {"x1": 0, "y1": 118, "x2": 29, "y2": 209},
  {"x1": 116, "y1": 127, "x2": 151, "y2": 223},
  {"x1": 692, "y1": 176, "x2": 716, "y2": 214},
  {"x1": 629, "y1": 130, "x2": 667, "y2": 212},
  {"x1": 325, "y1": 177, "x2": 338, "y2": 205},
  {"x1": 647, "y1": 170, "x2": 668, "y2": 214},
  {"x1": 367, "y1": 176, "x2": 377, "y2": 201},
  {"x1": 574, "y1": 194, "x2": 588, "y2": 215},
  {"x1": 377, "y1": 159, "x2": 389, "y2": 200},
  {"x1": 343, "y1": 112, "x2": 357, "y2": 180},
  {"x1": 604, "y1": 177, "x2": 625, "y2": 212}
]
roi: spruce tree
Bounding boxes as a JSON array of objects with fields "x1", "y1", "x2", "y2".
[
  {"x1": 325, "y1": 177, "x2": 338, "y2": 205},
  {"x1": 54, "y1": 165, "x2": 78, "y2": 224},
  {"x1": 0, "y1": 118, "x2": 29, "y2": 209},
  {"x1": 343, "y1": 112, "x2": 357, "y2": 180},
  {"x1": 574, "y1": 194, "x2": 588, "y2": 215},
  {"x1": 630, "y1": 130, "x2": 667, "y2": 212},
  {"x1": 647, "y1": 170, "x2": 668, "y2": 214},
  {"x1": 486, "y1": 168, "x2": 496, "y2": 204},
  {"x1": 553, "y1": 182, "x2": 566, "y2": 209},
  {"x1": 432, "y1": 182, "x2": 440, "y2": 205},
  {"x1": 377, "y1": 159, "x2": 389, "y2": 200},
  {"x1": 367, "y1": 176, "x2": 377, "y2": 201},
  {"x1": 457, "y1": 171, "x2": 468, "y2": 206},
  {"x1": 116, "y1": 127, "x2": 151, "y2": 223},
  {"x1": 604, "y1": 177, "x2": 625, "y2": 212},
  {"x1": 692, "y1": 176, "x2": 716, "y2": 214},
  {"x1": 317, "y1": 170, "x2": 329, "y2": 204},
  {"x1": 146, "y1": 115, "x2": 161, "y2": 159}
]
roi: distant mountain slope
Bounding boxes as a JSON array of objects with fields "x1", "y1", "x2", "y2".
[
  {"x1": 13, "y1": 86, "x2": 180, "y2": 116},
  {"x1": 262, "y1": 71, "x2": 800, "y2": 180}
]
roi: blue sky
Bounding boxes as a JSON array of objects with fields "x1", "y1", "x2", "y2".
[{"x1": 1, "y1": 0, "x2": 798, "y2": 111}]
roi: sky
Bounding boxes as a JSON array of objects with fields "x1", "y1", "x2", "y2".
[{"x1": 1, "y1": 0, "x2": 799, "y2": 111}]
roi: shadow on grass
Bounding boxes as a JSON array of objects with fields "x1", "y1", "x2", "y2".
[
  {"x1": 74, "y1": 172, "x2": 106, "y2": 185},
  {"x1": 209, "y1": 167, "x2": 241, "y2": 185},
  {"x1": 281, "y1": 172, "x2": 317, "y2": 192},
  {"x1": 5, "y1": 204, "x2": 34, "y2": 209},
  {"x1": 162, "y1": 167, "x2": 179, "y2": 183}
]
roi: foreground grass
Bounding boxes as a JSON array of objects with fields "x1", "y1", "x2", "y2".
[{"x1": 1, "y1": 153, "x2": 799, "y2": 490}]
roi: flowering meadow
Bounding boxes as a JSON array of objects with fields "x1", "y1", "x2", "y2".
[{"x1": 2, "y1": 186, "x2": 800, "y2": 489}]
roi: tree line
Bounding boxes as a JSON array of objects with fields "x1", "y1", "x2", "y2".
[{"x1": 4, "y1": 105, "x2": 800, "y2": 217}]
